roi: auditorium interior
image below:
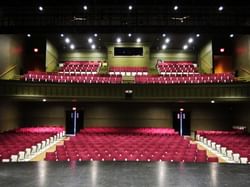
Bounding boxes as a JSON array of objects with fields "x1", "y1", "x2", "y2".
[{"x1": 0, "y1": 0, "x2": 250, "y2": 186}]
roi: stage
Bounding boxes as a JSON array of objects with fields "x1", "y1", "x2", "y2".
[{"x1": 0, "y1": 161, "x2": 249, "y2": 187}]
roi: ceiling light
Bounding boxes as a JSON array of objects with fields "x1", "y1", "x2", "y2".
[
  {"x1": 136, "y1": 38, "x2": 141, "y2": 43},
  {"x1": 174, "y1": 5, "x2": 178, "y2": 11},
  {"x1": 70, "y1": 44, "x2": 75, "y2": 50},
  {"x1": 94, "y1": 33, "x2": 98, "y2": 37},
  {"x1": 65, "y1": 38, "x2": 70, "y2": 43},
  {"x1": 91, "y1": 44, "x2": 96, "y2": 49},
  {"x1": 183, "y1": 45, "x2": 188, "y2": 50},
  {"x1": 128, "y1": 33, "x2": 132, "y2": 37},
  {"x1": 60, "y1": 34, "x2": 64, "y2": 37},
  {"x1": 128, "y1": 5, "x2": 133, "y2": 10},
  {"x1": 88, "y1": 37, "x2": 93, "y2": 43},
  {"x1": 38, "y1": 6, "x2": 43, "y2": 11},
  {"x1": 211, "y1": 100, "x2": 215, "y2": 104},
  {"x1": 188, "y1": 38, "x2": 194, "y2": 43},
  {"x1": 230, "y1": 34, "x2": 234, "y2": 38},
  {"x1": 42, "y1": 98, "x2": 47, "y2": 102},
  {"x1": 162, "y1": 44, "x2": 167, "y2": 50},
  {"x1": 83, "y1": 5, "x2": 88, "y2": 10},
  {"x1": 27, "y1": 34, "x2": 31, "y2": 37},
  {"x1": 116, "y1": 37, "x2": 122, "y2": 43},
  {"x1": 196, "y1": 34, "x2": 200, "y2": 37},
  {"x1": 220, "y1": 48, "x2": 225, "y2": 53},
  {"x1": 162, "y1": 33, "x2": 166, "y2": 37},
  {"x1": 165, "y1": 38, "x2": 170, "y2": 43},
  {"x1": 218, "y1": 6, "x2": 224, "y2": 11},
  {"x1": 33, "y1": 48, "x2": 39, "y2": 53}
]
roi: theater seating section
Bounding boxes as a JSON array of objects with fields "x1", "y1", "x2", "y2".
[
  {"x1": 157, "y1": 61, "x2": 198, "y2": 76},
  {"x1": 196, "y1": 130, "x2": 250, "y2": 164},
  {"x1": 0, "y1": 127, "x2": 64, "y2": 162},
  {"x1": 109, "y1": 67, "x2": 148, "y2": 76},
  {"x1": 58, "y1": 61, "x2": 101, "y2": 75},
  {"x1": 45, "y1": 128, "x2": 217, "y2": 163},
  {"x1": 22, "y1": 60, "x2": 235, "y2": 84}
]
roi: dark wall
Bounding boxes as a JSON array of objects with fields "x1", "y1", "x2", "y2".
[
  {"x1": 232, "y1": 103, "x2": 250, "y2": 133},
  {"x1": 17, "y1": 101, "x2": 235, "y2": 132}
]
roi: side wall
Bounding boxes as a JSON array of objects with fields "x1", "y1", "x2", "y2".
[
  {"x1": 0, "y1": 35, "x2": 23, "y2": 79},
  {"x1": 235, "y1": 35, "x2": 250, "y2": 78},
  {"x1": 60, "y1": 51, "x2": 107, "y2": 62},
  {"x1": 46, "y1": 40, "x2": 59, "y2": 72},
  {"x1": 232, "y1": 103, "x2": 250, "y2": 133},
  {"x1": 198, "y1": 41, "x2": 213, "y2": 73}
]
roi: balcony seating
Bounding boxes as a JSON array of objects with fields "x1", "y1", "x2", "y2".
[
  {"x1": 0, "y1": 126, "x2": 64, "y2": 162},
  {"x1": 196, "y1": 130, "x2": 250, "y2": 164},
  {"x1": 59, "y1": 61, "x2": 101, "y2": 75},
  {"x1": 109, "y1": 67, "x2": 148, "y2": 76},
  {"x1": 157, "y1": 61, "x2": 198, "y2": 76},
  {"x1": 45, "y1": 128, "x2": 215, "y2": 163}
]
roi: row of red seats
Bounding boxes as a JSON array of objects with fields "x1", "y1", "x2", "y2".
[
  {"x1": 22, "y1": 73, "x2": 122, "y2": 84},
  {"x1": 135, "y1": 73, "x2": 234, "y2": 84},
  {"x1": 59, "y1": 61, "x2": 101, "y2": 74},
  {"x1": 45, "y1": 128, "x2": 218, "y2": 163},
  {"x1": 109, "y1": 66, "x2": 148, "y2": 76},
  {"x1": 63, "y1": 61, "x2": 101, "y2": 66},
  {"x1": 0, "y1": 127, "x2": 63, "y2": 161}
]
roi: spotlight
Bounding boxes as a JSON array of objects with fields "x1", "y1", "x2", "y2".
[
  {"x1": 116, "y1": 37, "x2": 121, "y2": 43},
  {"x1": 183, "y1": 45, "x2": 188, "y2": 50},
  {"x1": 94, "y1": 33, "x2": 98, "y2": 37},
  {"x1": 136, "y1": 38, "x2": 141, "y2": 43},
  {"x1": 128, "y1": 33, "x2": 132, "y2": 37},
  {"x1": 220, "y1": 48, "x2": 225, "y2": 53},
  {"x1": 162, "y1": 33, "x2": 166, "y2": 37},
  {"x1": 91, "y1": 44, "x2": 96, "y2": 49},
  {"x1": 38, "y1": 6, "x2": 43, "y2": 11},
  {"x1": 33, "y1": 48, "x2": 39, "y2": 53},
  {"x1": 196, "y1": 34, "x2": 200, "y2": 37},
  {"x1": 162, "y1": 44, "x2": 167, "y2": 50},
  {"x1": 188, "y1": 38, "x2": 194, "y2": 44},
  {"x1": 174, "y1": 5, "x2": 178, "y2": 11},
  {"x1": 60, "y1": 34, "x2": 64, "y2": 37},
  {"x1": 88, "y1": 38, "x2": 93, "y2": 43},
  {"x1": 165, "y1": 38, "x2": 170, "y2": 43},
  {"x1": 65, "y1": 38, "x2": 70, "y2": 43},
  {"x1": 27, "y1": 34, "x2": 31, "y2": 37},
  {"x1": 128, "y1": 5, "x2": 133, "y2": 10},
  {"x1": 42, "y1": 98, "x2": 47, "y2": 102},
  {"x1": 211, "y1": 100, "x2": 215, "y2": 104},
  {"x1": 70, "y1": 44, "x2": 75, "y2": 50},
  {"x1": 83, "y1": 5, "x2": 88, "y2": 10},
  {"x1": 218, "y1": 6, "x2": 224, "y2": 11},
  {"x1": 230, "y1": 34, "x2": 234, "y2": 38}
]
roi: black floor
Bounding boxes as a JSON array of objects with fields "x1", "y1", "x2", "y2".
[{"x1": 0, "y1": 161, "x2": 250, "y2": 187}]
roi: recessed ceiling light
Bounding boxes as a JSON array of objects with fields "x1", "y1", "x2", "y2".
[
  {"x1": 211, "y1": 100, "x2": 215, "y2": 104},
  {"x1": 174, "y1": 5, "x2": 178, "y2": 11},
  {"x1": 42, "y1": 98, "x2": 47, "y2": 102},
  {"x1": 88, "y1": 37, "x2": 93, "y2": 43},
  {"x1": 165, "y1": 38, "x2": 170, "y2": 43},
  {"x1": 83, "y1": 5, "x2": 88, "y2": 10},
  {"x1": 94, "y1": 33, "x2": 98, "y2": 37},
  {"x1": 128, "y1": 33, "x2": 132, "y2": 37},
  {"x1": 136, "y1": 38, "x2": 141, "y2": 43},
  {"x1": 183, "y1": 45, "x2": 188, "y2": 50},
  {"x1": 60, "y1": 34, "x2": 64, "y2": 37},
  {"x1": 188, "y1": 38, "x2": 194, "y2": 43},
  {"x1": 220, "y1": 48, "x2": 225, "y2": 53},
  {"x1": 162, "y1": 33, "x2": 166, "y2": 37},
  {"x1": 27, "y1": 34, "x2": 31, "y2": 37},
  {"x1": 70, "y1": 44, "x2": 75, "y2": 50},
  {"x1": 116, "y1": 37, "x2": 122, "y2": 43},
  {"x1": 33, "y1": 48, "x2": 39, "y2": 53},
  {"x1": 91, "y1": 44, "x2": 96, "y2": 49},
  {"x1": 65, "y1": 38, "x2": 70, "y2": 43},
  {"x1": 38, "y1": 6, "x2": 43, "y2": 11},
  {"x1": 218, "y1": 6, "x2": 224, "y2": 11},
  {"x1": 128, "y1": 5, "x2": 133, "y2": 10},
  {"x1": 196, "y1": 34, "x2": 200, "y2": 37},
  {"x1": 230, "y1": 34, "x2": 234, "y2": 38},
  {"x1": 162, "y1": 44, "x2": 167, "y2": 50}
]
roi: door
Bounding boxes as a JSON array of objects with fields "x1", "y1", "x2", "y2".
[
  {"x1": 65, "y1": 110, "x2": 84, "y2": 135},
  {"x1": 173, "y1": 111, "x2": 191, "y2": 136}
]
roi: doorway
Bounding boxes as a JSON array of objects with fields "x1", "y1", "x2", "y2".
[
  {"x1": 65, "y1": 109, "x2": 84, "y2": 136},
  {"x1": 172, "y1": 110, "x2": 191, "y2": 136}
]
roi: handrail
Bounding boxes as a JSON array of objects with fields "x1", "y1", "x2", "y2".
[{"x1": 0, "y1": 64, "x2": 17, "y2": 78}]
